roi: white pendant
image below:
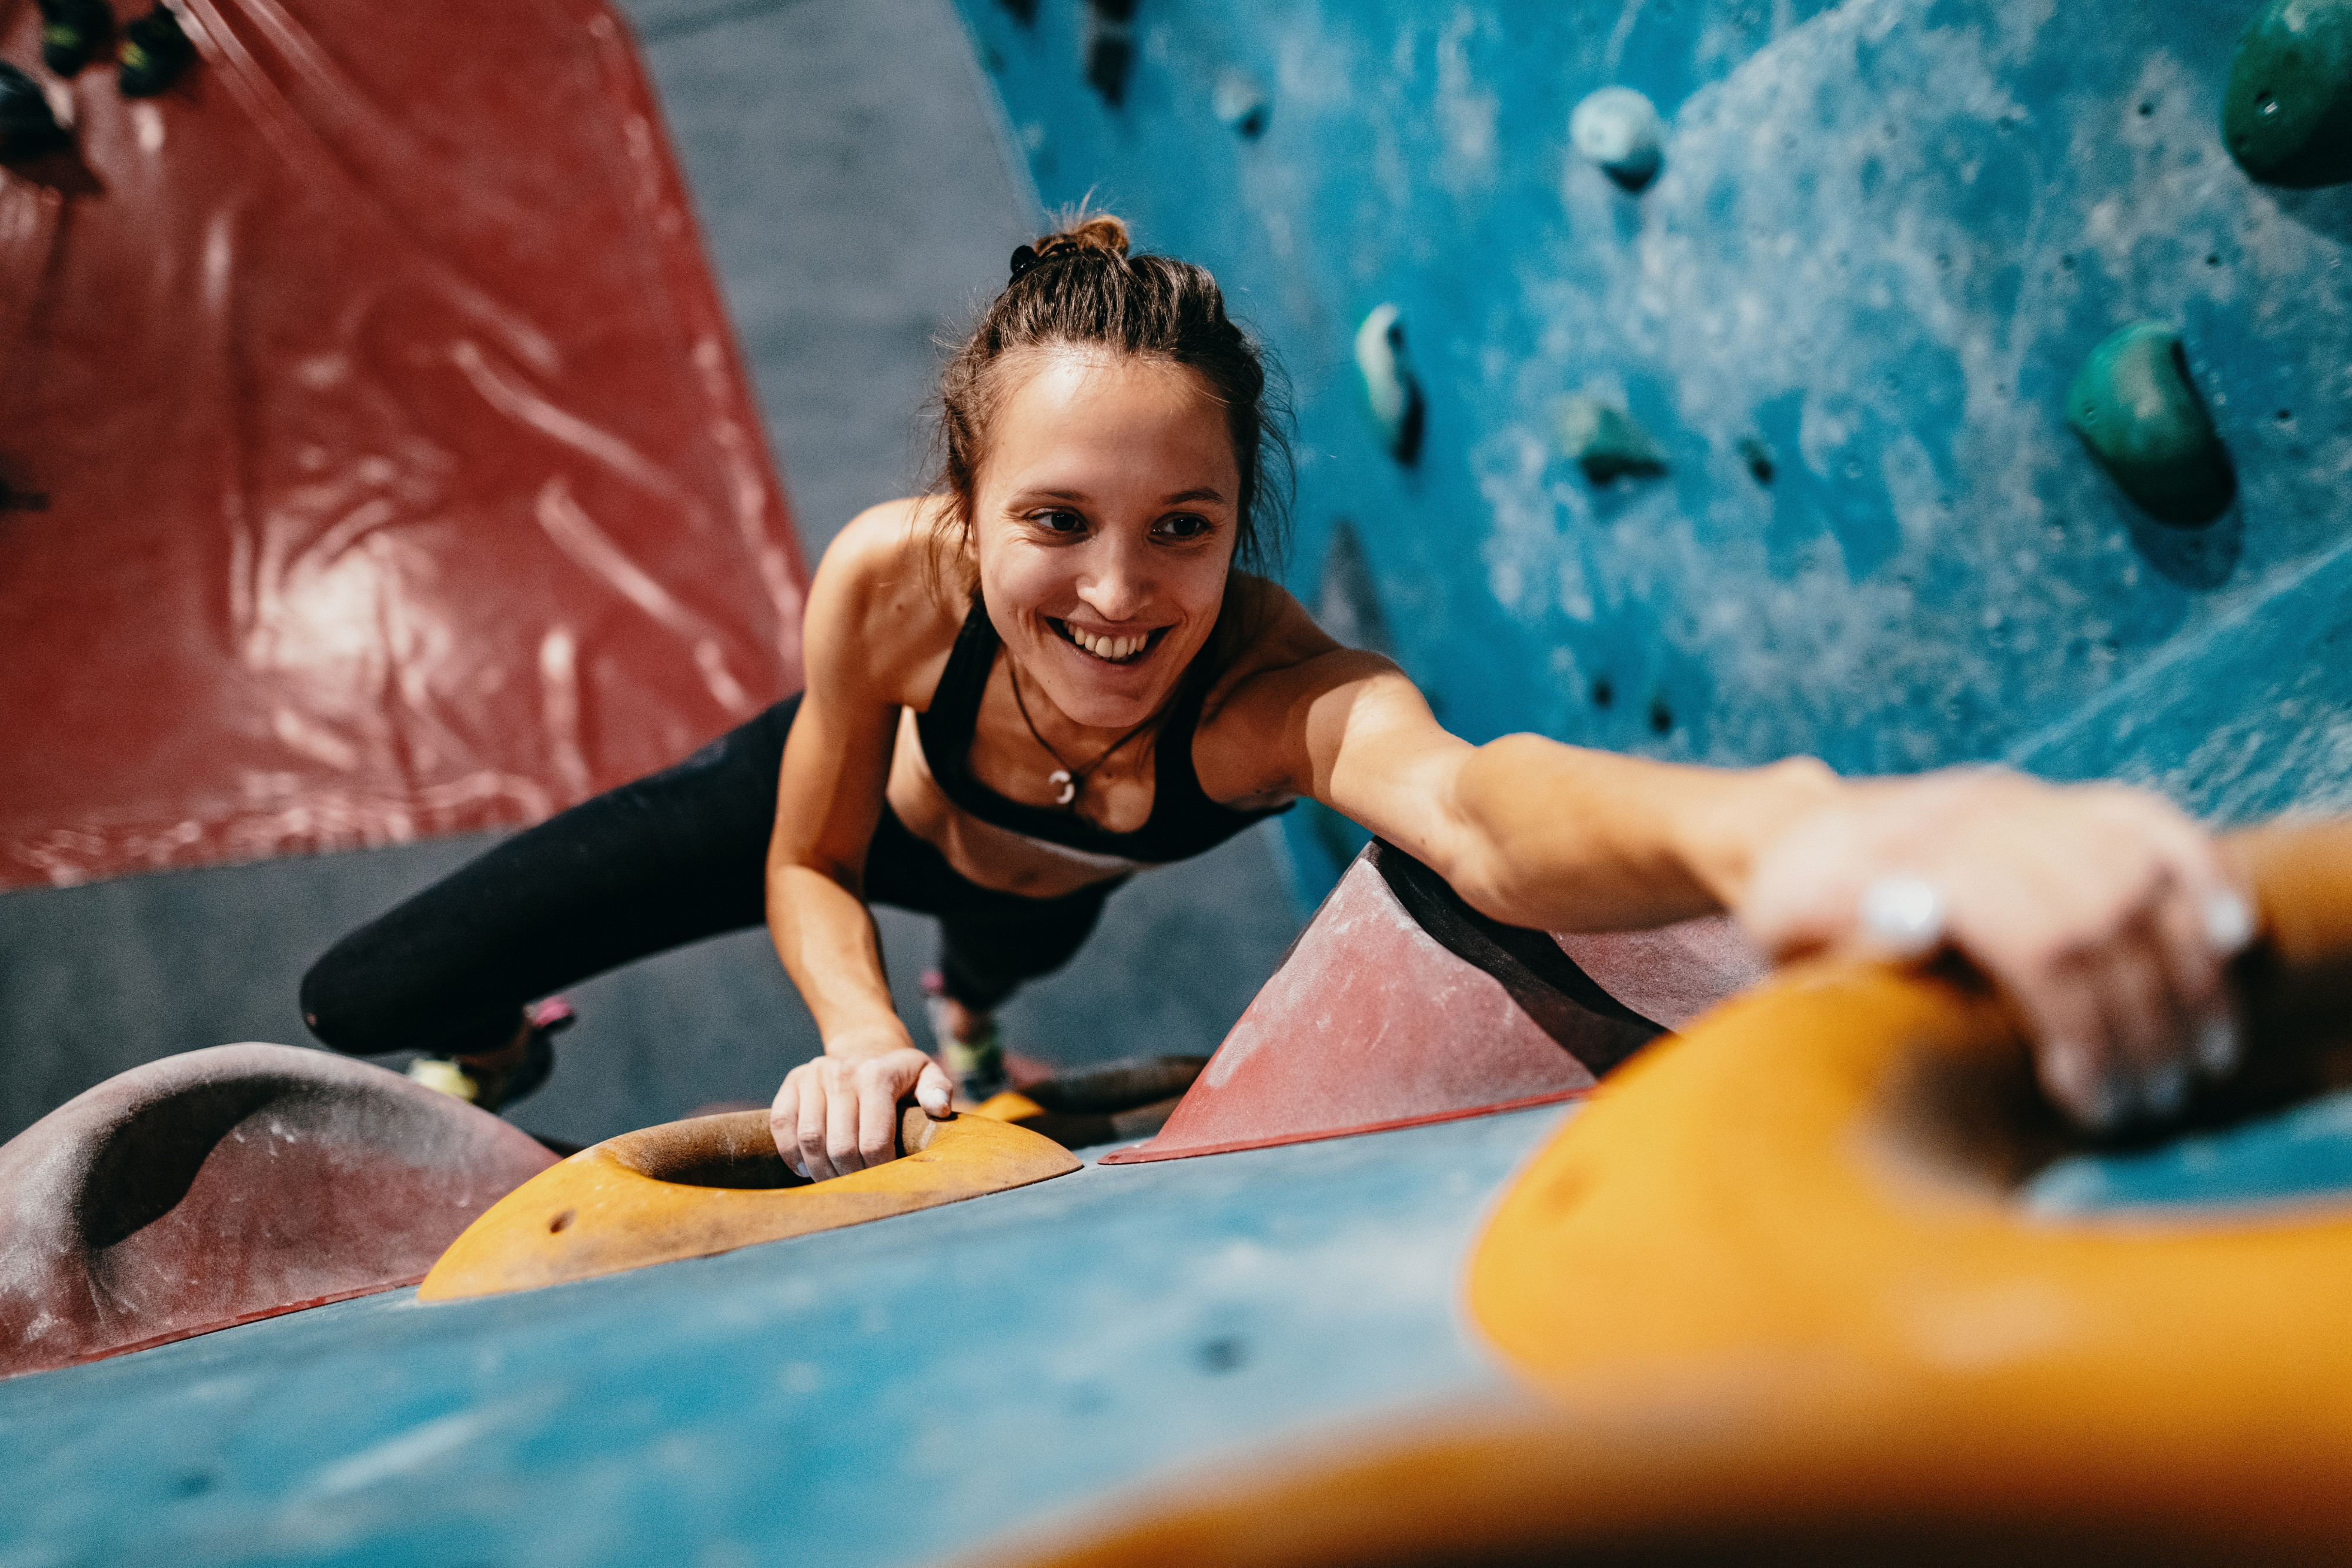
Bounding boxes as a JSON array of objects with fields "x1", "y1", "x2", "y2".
[{"x1": 1050, "y1": 768, "x2": 1075, "y2": 806}]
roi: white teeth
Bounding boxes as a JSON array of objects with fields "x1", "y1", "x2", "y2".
[{"x1": 1068, "y1": 626, "x2": 1148, "y2": 662}]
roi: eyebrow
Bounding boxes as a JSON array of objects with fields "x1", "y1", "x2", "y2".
[{"x1": 1013, "y1": 486, "x2": 1229, "y2": 506}]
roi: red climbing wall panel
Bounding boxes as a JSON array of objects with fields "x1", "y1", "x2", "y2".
[{"x1": 0, "y1": 0, "x2": 805, "y2": 890}]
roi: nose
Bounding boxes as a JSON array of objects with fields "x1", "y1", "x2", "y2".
[{"x1": 1076, "y1": 531, "x2": 1153, "y2": 623}]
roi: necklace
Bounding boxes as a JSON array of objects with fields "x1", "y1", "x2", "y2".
[{"x1": 1005, "y1": 656, "x2": 1162, "y2": 808}]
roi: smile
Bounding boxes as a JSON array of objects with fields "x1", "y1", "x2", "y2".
[{"x1": 1048, "y1": 618, "x2": 1170, "y2": 666}]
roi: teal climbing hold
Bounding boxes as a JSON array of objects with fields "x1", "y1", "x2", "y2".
[
  {"x1": 1569, "y1": 87, "x2": 1664, "y2": 192},
  {"x1": 2066, "y1": 323, "x2": 2236, "y2": 527},
  {"x1": 1354, "y1": 305, "x2": 1424, "y2": 465},
  {"x1": 2224, "y1": 0, "x2": 2352, "y2": 187},
  {"x1": 1555, "y1": 395, "x2": 1666, "y2": 484}
]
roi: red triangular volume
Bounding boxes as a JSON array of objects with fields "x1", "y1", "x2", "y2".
[{"x1": 1104, "y1": 841, "x2": 1682, "y2": 1165}]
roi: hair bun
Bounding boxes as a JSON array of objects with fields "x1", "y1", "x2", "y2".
[{"x1": 1035, "y1": 213, "x2": 1130, "y2": 259}]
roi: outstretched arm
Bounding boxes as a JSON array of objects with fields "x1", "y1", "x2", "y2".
[
  {"x1": 764, "y1": 506, "x2": 954, "y2": 1179},
  {"x1": 1221, "y1": 598, "x2": 2249, "y2": 1131}
]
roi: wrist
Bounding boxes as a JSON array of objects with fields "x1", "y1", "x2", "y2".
[
  {"x1": 1690, "y1": 755, "x2": 1845, "y2": 911},
  {"x1": 823, "y1": 1021, "x2": 916, "y2": 1064}
]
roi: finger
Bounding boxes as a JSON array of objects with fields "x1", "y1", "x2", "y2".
[
  {"x1": 1992, "y1": 940, "x2": 2117, "y2": 1128},
  {"x1": 2145, "y1": 864, "x2": 2235, "y2": 1079},
  {"x1": 2087, "y1": 918, "x2": 2188, "y2": 1122},
  {"x1": 857, "y1": 1062, "x2": 901, "y2": 1169},
  {"x1": 915, "y1": 1061, "x2": 954, "y2": 1118},
  {"x1": 770, "y1": 1077, "x2": 806, "y2": 1178},
  {"x1": 2084, "y1": 790, "x2": 2246, "y2": 1081},
  {"x1": 826, "y1": 1065, "x2": 863, "y2": 1175},
  {"x1": 799, "y1": 1069, "x2": 837, "y2": 1182}
]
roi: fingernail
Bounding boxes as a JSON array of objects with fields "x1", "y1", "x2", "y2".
[
  {"x1": 2143, "y1": 1059, "x2": 2189, "y2": 1118},
  {"x1": 2204, "y1": 891, "x2": 2256, "y2": 955},
  {"x1": 2198, "y1": 1015, "x2": 2241, "y2": 1076},
  {"x1": 2047, "y1": 1043, "x2": 2124, "y2": 1129}
]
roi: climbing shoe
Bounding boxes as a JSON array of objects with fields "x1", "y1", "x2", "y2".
[
  {"x1": 408, "y1": 997, "x2": 574, "y2": 1115},
  {"x1": 0, "y1": 62, "x2": 69, "y2": 158},
  {"x1": 117, "y1": 4, "x2": 193, "y2": 98},
  {"x1": 923, "y1": 972, "x2": 1008, "y2": 1103},
  {"x1": 39, "y1": 0, "x2": 112, "y2": 77}
]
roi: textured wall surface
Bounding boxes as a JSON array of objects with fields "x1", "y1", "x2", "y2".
[{"x1": 954, "y1": 0, "x2": 2352, "y2": 900}]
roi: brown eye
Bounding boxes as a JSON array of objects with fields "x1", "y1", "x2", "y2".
[
  {"x1": 1036, "y1": 509, "x2": 1084, "y2": 535},
  {"x1": 1157, "y1": 514, "x2": 1211, "y2": 539}
]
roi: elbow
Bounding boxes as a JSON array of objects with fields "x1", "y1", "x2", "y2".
[{"x1": 1434, "y1": 733, "x2": 1555, "y2": 926}]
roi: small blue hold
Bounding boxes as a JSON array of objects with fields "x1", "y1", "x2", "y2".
[
  {"x1": 1555, "y1": 394, "x2": 1666, "y2": 484},
  {"x1": 1570, "y1": 86, "x2": 1664, "y2": 192},
  {"x1": 1212, "y1": 68, "x2": 1270, "y2": 139}
]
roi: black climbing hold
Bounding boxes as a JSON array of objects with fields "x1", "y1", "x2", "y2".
[
  {"x1": 1738, "y1": 437, "x2": 1776, "y2": 486},
  {"x1": 1647, "y1": 698, "x2": 1673, "y2": 735},
  {"x1": 1085, "y1": 34, "x2": 1132, "y2": 104},
  {"x1": 1354, "y1": 305, "x2": 1425, "y2": 466},
  {"x1": 1082, "y1": 0, "x2": 1135, "y2": 106},
  {"x1": 0, "y1": 62, "x2": 69, "y2": 160},
  {"x1": 2066, "y1": 322, "x2": 2236, "y2": 527},
  {"x1": 38, "y1": 0, "x2": 113, "y2": 77},
  {"x1": 118, "y1": 5, "x2": 196, "y2": 99},
  {"x1": 1591, "y1": 677, "x2": 1613, "y2": 710},
  {"x1": 994, "y1": 0, "x2": 1038, "y2": 21},
  {"x1": 2224, "y1": 0, "x2": 2352, "y2": 188},
  {"x1": 1555, "y1": 395, "x2": 1666, "y2": 484}
]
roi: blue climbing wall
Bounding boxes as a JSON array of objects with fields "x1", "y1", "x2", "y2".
[{"x1": 954, "y1": 0, "x2": 2352, "y2": 902}]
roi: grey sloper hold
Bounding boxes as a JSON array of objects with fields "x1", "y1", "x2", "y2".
[
  {"x1": 1315, "y1": 519, "x2": 1394, "y2": 655},
  {"x1": 1570, "y1": 86, "x2": 1664, "y2": 192},
  {"x1": 1354, "y1": 305, "x2": 1426, "y2": 465},
  {"x1": 2066, "y1": 322, "x2": 2236, "y2": 527},
  {"x1": 1555, "y1": 395, "x2": 1666, "y2": 484},
  {"x1": 2224, "y1": 0, "x2": 2352, "y2": 188}
]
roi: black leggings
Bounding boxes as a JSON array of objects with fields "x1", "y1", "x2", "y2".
[{"x1": 299, "y1": 695, "x2": 1120, "y2": 1059}]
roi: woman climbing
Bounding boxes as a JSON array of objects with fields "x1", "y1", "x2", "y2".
[{"x1": 302, "y1": 215, "x2": 2253, "y2": 1178}]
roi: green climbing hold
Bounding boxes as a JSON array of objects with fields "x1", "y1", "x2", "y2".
[
  {"x1": 2066, "y1": 323, "x2": 2236, "y2": 527},
  {"x1": 2224, "y1": 0, "x2": 2352, "y2": 187},
  {"x1": 1555, "y1": 395, "x2": 1666, "y2": 484}
]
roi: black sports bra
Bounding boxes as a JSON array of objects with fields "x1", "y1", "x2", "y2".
[{"x1": 914, "y1": 597, "x2": 1292, "y2": 865}]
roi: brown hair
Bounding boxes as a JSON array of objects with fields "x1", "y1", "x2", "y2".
[{"x1": 926, "y1": 212, "x2": 1294, "y2": 598}]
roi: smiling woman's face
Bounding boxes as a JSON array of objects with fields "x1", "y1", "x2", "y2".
[{"x1": 969, "y1": 347, "x2": 1241, "y2": 733}]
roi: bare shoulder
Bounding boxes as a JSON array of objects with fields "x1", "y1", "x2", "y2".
[
  {"x1": 804, "y1": 497, "x2": 967, "y2": 707},
  {"x1": 1204, "y1": 574, "x2": 1406, "y2": 716}
]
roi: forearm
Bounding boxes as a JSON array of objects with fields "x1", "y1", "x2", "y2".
[
  {"x1": 766, "y1": 861, "x2": 911, "y2": 1059},
  {"x1": 1446, "y1": 735, "x2": 1842, "y2": 931}
]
